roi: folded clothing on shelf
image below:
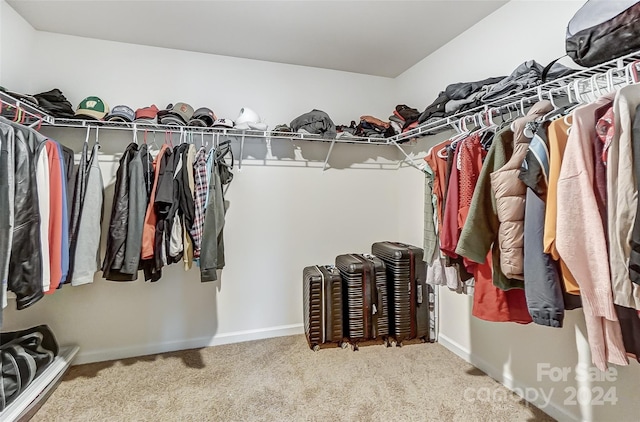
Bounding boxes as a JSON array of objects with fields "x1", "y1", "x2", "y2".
[{"x1": 290, "y1": 109, "x2": 336, "y2": 139}]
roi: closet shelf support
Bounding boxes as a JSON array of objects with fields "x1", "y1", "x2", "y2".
[
  {"x1": 322, "y1": 139, "x2": 337, "y2": 172},
  {"x1": 239, "y1": 133, "x2": 245, "y2": 171},
  {"x1": 390, "y1": 140, "x2": 423, "y2": 172}
]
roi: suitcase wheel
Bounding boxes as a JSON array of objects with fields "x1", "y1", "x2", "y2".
[
  {"x1": 389, "y1": 340, "x2": 397, "y2": 348},
  {"x1": 352, "y1": 343, "x2": 359, "y2": 352},
  {"x1": 340, "y1": 342, "x2": 349, "y2": 350},
  {"x1": 312, "y1": 345, "x2": 320, "y2": 352}
]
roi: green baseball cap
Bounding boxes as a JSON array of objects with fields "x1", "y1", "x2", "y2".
[{"x1": 75, "y1": 96, "x2": 109, "y2": 120}]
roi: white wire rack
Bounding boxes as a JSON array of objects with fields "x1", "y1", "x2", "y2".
[
  {"x1": 3, "y1": 50, "x2": 640, "y2": 170},
  {"x1": 389, "y1": 50, "x2": 640, "y2": 144}
]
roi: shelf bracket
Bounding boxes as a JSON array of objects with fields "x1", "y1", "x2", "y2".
[
  {"x1": 322, "y1": 138, "x2": 336, "y2": 171},
  {"x1": 390, "y1": 140, "x2": 423, "y2": 172},
  {"x1": 239, "y1": 132, "x2": 245, "y2": 171}
]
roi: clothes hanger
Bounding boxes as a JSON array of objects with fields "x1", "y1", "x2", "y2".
[
  {"x1": 540, "y1": 89, "x2": 563, "y2": 121},
  {"x1": 84, "y1": 126, "x2": 91, "y2": 145},
  {"x1": 133, "y1": 124, "x2": 138, "y2": 145},
  {"x1": 626, "y1": 60, "x2": 640, "y2": 84}
]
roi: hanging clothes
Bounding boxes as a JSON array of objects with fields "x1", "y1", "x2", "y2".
[
  {"x1": 1, "y1": 117, "x2": 44, "y2": 310},
  {"x1": 422, "y1": 162, "x2": 438, "y2": 264},
  {"x1": 456, "y1": 127, "x2": 520, "y2": 291},
  {"x1": 141, "y1": 143, "x2": 168, "y2": 282},
  {"x1": 519, "y1": 123, "x2": 565, "y2": 328},
  {"x1": 181, "y1": 144, "x2": 196, "y2": 270},
  {"x1": 449, "y1": 125, "x2": 531, "y2": 323},
  {"x1": 154, "y1": 145, "x2": 176, "y2": 269},
  {"x1": 608, "y1": 84, "x2": 640, "y2": 310},
  {"x1": 44, "y1": 140, "x2": 64, "y2": 292},
  {"x1": 457, "y1": 133, "x2": 486, "y2": 273},
  {"x1": 543, "y1": 116, "x2": 580, "y2": 296},
  {"x1": 66, "y1": 141, "x2": 89, "y2": 284},
  {"x1": 440, "y1": 141, "x2": 463, "y2": 258},
  {"x1": 0, "y1": 121, "x2": 14, "y2": 325},
  {"x1": 56, "y1": 142, "x2": 70, "y2": 287},
  {"x1": 191, "y1": 147, "x2": 208, "y2": 260},
  {"x1": 489, "y1": 101, "x2": 551, "y2": 282},
  {"x1": 121, "y1": 143, "x2": 148, "y2": 276},
  {"x1": 35, "y1": 141, "x2": 51, "y2": 292},
  {"x1": 71, "y1": 143, "x2": 103, "y2": 286},
  {"x1": 102, "y1": 143, "x2": 138, "y2": 281},
  {"x1": 200, "y1": 141, "x2": 233, "y2": 282},
  {"x1": 423, "y1": 143, "x2": 465, "y2": 292},
  {"x1": 556, "y1": 93, "x2": 628, "y2": 371}
]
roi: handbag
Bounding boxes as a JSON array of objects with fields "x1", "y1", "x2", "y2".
[{"x1": 567, "y1": 0, "x2": 640, "y2": 67}]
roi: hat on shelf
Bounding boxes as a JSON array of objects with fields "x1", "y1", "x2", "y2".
[
  {"x1": 189, "y1": 107, "x2": 217, "y2": 127},
  {"x1": 212, "y1": 118, "x2": 234, "y2": 128},
  {"x1": 234, "y1": 107, "x2": 267, "y2": 130},
  {"x1": 161, "y1": 115, "x2": 186, "y2": 126},
  {"x1": 135, "y1": 104, "x2": 159, "y2": 123},
  {"x1": 106, "y1": 105, "x2": 135, "y2": 122},
  {"x1": 159, "y1": 102, "x2": 194, "y2": 126},
  {"x1": 75, "y1": 96, "x2": 109, "y2": 120}
]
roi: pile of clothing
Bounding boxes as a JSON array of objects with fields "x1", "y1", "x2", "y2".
[
  {"x1": 290, "y1": 109, "x2": 337, "y2": 139},
  {"x1": 0, "y1": 87, "x2": 75, "y2": 118},
  {"x1": 418, "y1": 60, "x2": 576, "y2": 125},
  {"x1": 334, "y1": 106, "x2": 422, "y2": 140}
]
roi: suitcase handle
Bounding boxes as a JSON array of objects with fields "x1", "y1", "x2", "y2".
[{"x1": 374, "y1": 284, "x2": 384, "y2": 318}]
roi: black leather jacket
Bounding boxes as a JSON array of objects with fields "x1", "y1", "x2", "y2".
[
  {"x1": 102, "y1": 143, "x2": 137, "y2": 281},
  {"x1": 0, "y1": 117, "x2": 44, "y2": 309}
]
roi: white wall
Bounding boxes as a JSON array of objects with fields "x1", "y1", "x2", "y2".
[
  {"x1": 0, "y1": 4, "x2": 405, "y2": 365},
  {"x1": 0, "y1": 0, "x2": 35, "y2": 92},
  {"x1": 20, "y1": 31, "x2": 396, "y2": 128},
  {"x1": 394, "y1": 1, "x2": 640, "y2": 422}
]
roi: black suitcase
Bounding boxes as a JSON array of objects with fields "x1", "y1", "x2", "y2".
[
  {"x1": 303, "y1": 265, "x2": 345, "y2": 351},
  {"x1": 335, "y1": 254, "x2": 389, "y2": 348},
  {"x1": 371, "y1": 241, "x2": 433, "y2": 344}
]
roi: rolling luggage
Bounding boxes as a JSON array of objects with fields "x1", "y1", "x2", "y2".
[
  {"x1": 335, "y1": 254, "x2": 389, "y2": 349},
  {"x1": 302, "y1": 265, "x2": 345, "y2": 351},
  {"x1": 371, "y1": 241, "x2": 433, "y2": 344}
]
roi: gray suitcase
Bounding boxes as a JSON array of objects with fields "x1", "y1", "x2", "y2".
[
  {"x1": 371, "y1": 241, "x2": 433, "y2": 344},
  {"x1": 335, "y1": 254, "x2": 389, "y2": 349},
  {"x1": 303, "y1": 265, "x2": 345, "y2": 350}
]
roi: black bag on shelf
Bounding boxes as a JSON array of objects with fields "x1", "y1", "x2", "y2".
[
  {"x1": 0, "y1": 325, "x2": 59, "y2": 411},
  {"x1": 566, "y1": 0, "x2": 640, "y2": 67}
]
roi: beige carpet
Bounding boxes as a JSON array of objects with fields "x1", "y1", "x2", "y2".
[{"x1": 32, "y1": 335, "x2": 554, "y2": 422}]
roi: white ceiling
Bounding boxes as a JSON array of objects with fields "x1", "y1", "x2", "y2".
[{"x1": 8, "y1": 0, "x2": 508, "y2": 78}]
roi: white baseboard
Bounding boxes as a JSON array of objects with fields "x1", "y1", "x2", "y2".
[
  {"x1": 437, "y1": 333, "x2": 580, "y2": 422},
  {"x1": 74, "y1": 323, "x2": 304, "y2": 365}
]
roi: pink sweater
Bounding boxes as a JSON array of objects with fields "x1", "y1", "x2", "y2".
[{"x1": 556, "y1": 94, "x2": 628, "y2": 371}]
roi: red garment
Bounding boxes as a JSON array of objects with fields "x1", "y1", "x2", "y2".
[
  {"x1": 424, "y1": 140, "x2": 452, "y2": 236},
  {"x1": 141, "y1": 144, "x2": 168, "y2": 259},
  {"x1": 472, "y1": 252, "x2": 532, "y2": 323},
  {"x1": 440, "y1": 141, "x2": 463, "y2": 257},
  {"x1": 45, "y1": 140, "x2": 63, "y2": 293},
  {"x1": 458, "y1": 134, "x2": 486, "y2": 271}
]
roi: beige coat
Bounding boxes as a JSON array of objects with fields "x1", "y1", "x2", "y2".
[{"x1": 490, "y1": 101, "x2": 551, "y2": 280}]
